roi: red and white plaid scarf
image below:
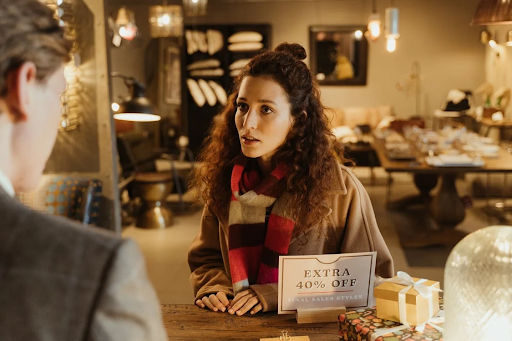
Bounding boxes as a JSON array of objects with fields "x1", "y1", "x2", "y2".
[{"x1": 228, "y1": 156, "x2": 295, "y2": 294}]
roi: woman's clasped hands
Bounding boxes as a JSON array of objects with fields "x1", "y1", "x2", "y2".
[{"x1": 195, "y1": 289, "x2": 263, "y2": 316}]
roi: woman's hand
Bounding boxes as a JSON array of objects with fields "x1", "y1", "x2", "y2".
[
  {"x1": 196, "y1": 292, "x2": 231, "y2": 312},
  {"x1": 227, "y1": 289, "x2": 263, "y2": 316}
]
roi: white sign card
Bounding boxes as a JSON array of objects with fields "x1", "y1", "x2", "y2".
[{"x1": 278, "y1": 252, "x2": 376, "y2": 314}]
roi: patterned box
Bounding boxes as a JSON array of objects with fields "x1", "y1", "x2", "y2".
[{"x1": 338, "y1": 305, "x2": 443, "y2": 341}]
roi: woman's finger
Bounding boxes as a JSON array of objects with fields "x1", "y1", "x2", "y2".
[
  {"x1": 250, "y1": 303, "x2": 263, "y2": 315},
  {"x1": 195, "y1": 299, "x2": 205, "y2": 309},
  {"x1": 236, "y1": 297, "x2": 260, "y2": 316},
  {"x1": 228, "y1": 290, "x2": 251, "y2": 308},
  {"x1": 217, "y1": 292, "x2": 230, "y2": 307},
  {"x1": 229, "y1": 293, "x2": 256, "y2": 314},
  {"x1": 209, "y1": 294, "x2": 226, "y2": 312},
  {"x1": 201, "y1": 296, "x2": 216, "y2": 311}
]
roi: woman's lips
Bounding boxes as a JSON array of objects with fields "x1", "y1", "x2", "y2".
[{"x1": 242, "y1": 136, "x2": 260, "y2": 145}]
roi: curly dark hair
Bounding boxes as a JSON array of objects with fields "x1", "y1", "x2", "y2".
[{"x1": 192, "y1": 42, "x2": 347, "y2": 233}]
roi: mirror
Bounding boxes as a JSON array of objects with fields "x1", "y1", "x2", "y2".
[{"x1": 309, "y1": 25, "x2": 368, "y2": 86}]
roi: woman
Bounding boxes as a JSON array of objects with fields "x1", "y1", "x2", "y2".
[{"x1": 188, "y1": 43, "x2": 393, "y2": 316}]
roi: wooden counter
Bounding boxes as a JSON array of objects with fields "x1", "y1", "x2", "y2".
[{"x1": 162, "y1": 304, "x2": 339, "y2": 341}]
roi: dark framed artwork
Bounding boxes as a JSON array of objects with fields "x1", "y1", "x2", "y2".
[
  {"x1": 164, "y1": 46, "x2": 181, "y2": 104},
  {"x1": 309, "y1": 25, "x2": 368, "y2": 86}
]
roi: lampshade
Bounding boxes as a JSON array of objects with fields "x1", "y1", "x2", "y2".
[
  {"x1": 111, "y1": 73, "x2": 160, "y2": 122},
  {"x1": 149, "y1": 5, "x2": 183, "y2": 38},
  {"x1": 183, "y1": 0, "x2": 207, "y2": 17},
  {"x1": 444, "y1": 225, "x2": 512, "y2": 340},
  {"x1": 471, "y1": 0, "x2": 512, "y2": 25}
]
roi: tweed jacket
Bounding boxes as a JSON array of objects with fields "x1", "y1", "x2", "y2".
[
  {"x1": 0, "y1": 188, "x2": 167, "y2": 341},
  {"x1": 188, "y1": 163, "x2": 394, "y2": 312}
]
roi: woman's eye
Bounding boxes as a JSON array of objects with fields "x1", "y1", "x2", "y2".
[
  {"x1": 236, "y1": 102, "x2": 248, "y2": 111},
  {"x1": 261, "y1": 105, "x2": 273, "y2": 114}
]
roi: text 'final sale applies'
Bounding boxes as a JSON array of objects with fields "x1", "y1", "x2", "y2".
[{"x1": 278, "y1": 252, "x2": 377, "y2": 314}]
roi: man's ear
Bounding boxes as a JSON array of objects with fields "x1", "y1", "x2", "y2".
[{"x1": 5, "y1": 62, "x2": 37, "y2": 123}]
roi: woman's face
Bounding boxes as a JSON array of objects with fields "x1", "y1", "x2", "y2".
[{"x1": 235, "y1": 76, "x2": 294, "y2": 163}]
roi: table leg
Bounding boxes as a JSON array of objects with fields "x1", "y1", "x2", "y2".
[
  {"x1": 387, "y1": 173, "x2": 438, "y2": 210},
  {"x1": 401, "y1": 174, "x2": 467, "y2": 248},
  {"x1": 430, "y1": 174, "x2": 466, "y2": 228}
]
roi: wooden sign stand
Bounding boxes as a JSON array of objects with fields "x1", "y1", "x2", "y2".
[{"x1": 296, "y1": 306, "x2": 346, "y2": 324}]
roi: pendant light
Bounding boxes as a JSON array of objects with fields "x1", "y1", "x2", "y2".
[
  {"x1": 471, "y1": 0, "x2": 512, "y2": 26},
  {"x1": 385, "y1": 2, "x2": 399, "y2": 53},
  {"x1": 183, "y1": 0, "x2": 208, "y2": 17},
  {"x1": 489, "y1": 31, "x2": 498, "y2": 48},
  {"x1": 116, "y1": 7, "x2": 138, "y2": 41},
  {"x1": 367, "y1": 0, "x2": 381, "y2": 41},
  {"x1": 149, "y1": 1, "x2": 183, "y2": 38},
  {"x1": 111, "y1": 72, "x2": 160, "y2": 122}
]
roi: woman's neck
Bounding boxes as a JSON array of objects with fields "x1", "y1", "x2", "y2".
[{"x1": 257, "y1": 156, "x2": 273, "y2": 176}]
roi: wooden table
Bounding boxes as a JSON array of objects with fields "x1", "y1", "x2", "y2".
[
  {"x1": 162, "y1": 304, "x2": 339, "y2": 340},
  {"x1": 467, "y1": 114, "x2": 512, "y2": 142},
  {"x1": 372, "y1": 137, "x2": 512, "y2": 248}
]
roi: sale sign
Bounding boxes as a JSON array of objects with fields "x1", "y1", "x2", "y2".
[{"x1": 278, "y1": 252, "x2": 376, "y2": 314}]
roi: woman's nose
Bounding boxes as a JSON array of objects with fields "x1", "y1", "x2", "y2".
[{"x1": 243, "y1": 110, "x2": 258, "y2": 129}]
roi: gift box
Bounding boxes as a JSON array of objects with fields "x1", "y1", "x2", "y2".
[
  {"x1": 338, "y1": 304, "x2": 444, "y2": 341},
  {"x1": 374, "y1": 272, "x2": 441, "y2": 326}
]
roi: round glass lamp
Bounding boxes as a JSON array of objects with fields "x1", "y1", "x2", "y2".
[{"x1": 444, "y1": 225, "x2": 512, "y2": 340}]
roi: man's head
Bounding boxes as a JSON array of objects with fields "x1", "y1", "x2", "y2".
[{"x1": 0, "y1": 0, "x2": 72, "y2": 192}]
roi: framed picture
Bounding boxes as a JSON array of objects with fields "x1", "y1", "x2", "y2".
[
  {"x1": 164, "y1": 46, "x2": 181, "y2": 104},
  {"x1": 309, "y1": 25, "x2": 368, "y2": 86}
]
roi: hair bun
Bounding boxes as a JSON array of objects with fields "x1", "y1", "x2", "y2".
[{"x1": 274, "y1": 43, "x2": 307, "y2": 61}]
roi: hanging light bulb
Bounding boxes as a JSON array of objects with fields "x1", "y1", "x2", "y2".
[
  {"x1": 386, "y1": 37, "x2": 396, "y2": 52},
  {"x1": 111, "y1": 102, "x2": 120, "y2": 112},
  {"x1": 354, "y1": 30, "x2": 364, "y2": 40},
  {"x1": 183, "y1": 0, "x2": 207, "y2": 17},
  {"x1": 367, "y1": 13, "x2": 381, "y2": 41},
  {"x1": 366, "y1": 0, "x2": 381, "y2": 41},
  {"x1": 489, "y1": 31, "x2": 498, "y2": 48},
  {"x1": 385, "y1": 5, "x2": 399, "y2": 53}
]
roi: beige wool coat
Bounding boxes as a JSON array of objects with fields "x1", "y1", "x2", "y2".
[{"x1": 188, "y1": 163, "x2": 394, "y2": 312}]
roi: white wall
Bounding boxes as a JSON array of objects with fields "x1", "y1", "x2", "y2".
[
  {"x1": 109, "y1": 0, "x2": 485, "y2": 121},
  {"x1": 183, "y1": 0, "x2": 485, "y2": 120}
]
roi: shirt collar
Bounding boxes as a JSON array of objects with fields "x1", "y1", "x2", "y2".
[{"x1": 0, "y1": 168, "x2": 15, "y2": 197}]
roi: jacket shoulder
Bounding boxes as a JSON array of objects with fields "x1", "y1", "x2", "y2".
[
  {"x1": 0, "y1": 194, "x2": 122, "y2": 273},
  {"x1": 325, "y1": 162, "x2": 363, "y2": 195}
]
